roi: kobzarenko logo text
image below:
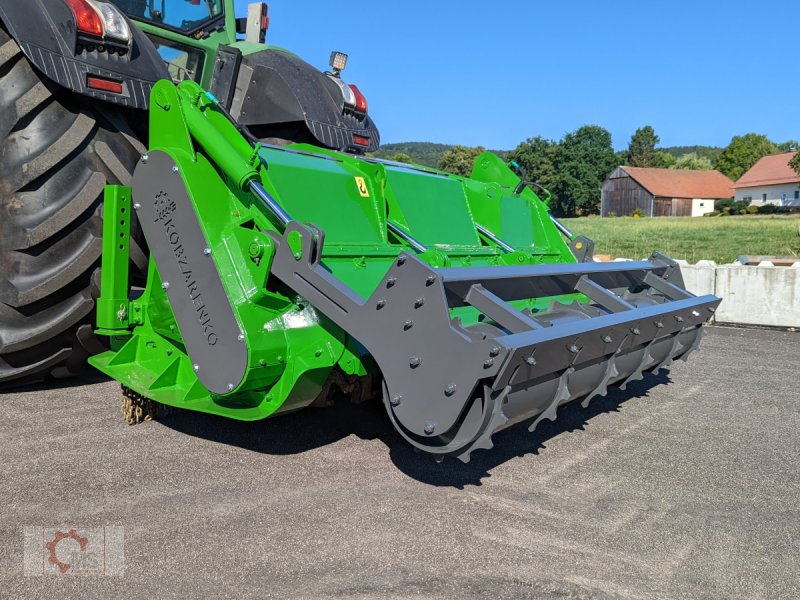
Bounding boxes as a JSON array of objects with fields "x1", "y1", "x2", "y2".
[{"x1": 154, "y1": 191, "x2": 218, "y2": 346}]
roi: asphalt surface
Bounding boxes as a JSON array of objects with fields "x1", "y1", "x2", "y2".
[{"x1": 0, "y1": 326, "x2": 798, "y2": 599}]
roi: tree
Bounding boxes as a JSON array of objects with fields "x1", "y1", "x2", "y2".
[
  {"x1": 437, "y1": 145, "x2": 486, "y2": 176},
  {"x1": 716, "y1": 133, "x2": 779, "y2": 181},
  {"x1": 506, "y1": 136, "x2": 557, "y2": 192},
  {"x1": 790, "y1": 151, "x2": 800, "y2": 176},
  {"x1": 670, "y1": 152, "x2": 713, "y2": 170},
  {"x1": 550, "y1": 125, "x2": 620, "y2": 216},
  {"x1": 388, "y1": 152, "x2": 413, "y2": 164},
  {"x1": 656, "y1": 151, "x2": 677, "y2": 168},
  {"x1": 627, "y1": 125, "x2": 661, "y2": 168}
]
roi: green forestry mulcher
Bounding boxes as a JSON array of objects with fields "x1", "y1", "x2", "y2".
[{"x1": 89, "y1": 79, "x2": 720, "y2": 462}]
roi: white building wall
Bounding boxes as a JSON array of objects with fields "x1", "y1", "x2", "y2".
[
  {"x1": 691, "y1": 198, "x2": 715, "y2": 217},
  {"x1": 735, "y1": 182, "x2": 800, "y2": 207}
]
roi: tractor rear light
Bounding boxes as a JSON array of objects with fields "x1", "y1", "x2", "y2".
[
  {"x1": 65, "y1": 0, "x2": 104, "y2": 37},
  {"x1": 348, "y1": 84, "x2": 368, "y2": 113},
  {"x1": 65, "y1": 0, "x2": 132, "y2": 45},
  {"x1": 87, "y1": 75, "x2": 124, "y2": 94},
  {"x1": 341, "y1": 84, "x2": 356, "y2": 109},
  {"x1": 90, "y1": 1, "x2": 132, "y2": 44},
  {"x1": 353, "y1": 135, "x2": 370, "y2": 147}
]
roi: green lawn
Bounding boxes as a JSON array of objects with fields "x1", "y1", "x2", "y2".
[{"x1": 562, "y1": 215, "x2": 800, "y2": 264}]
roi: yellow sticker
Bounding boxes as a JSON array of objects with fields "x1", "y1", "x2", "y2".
[{"x1": 355, "y1": 176, "x2": 370, "y2": 198}]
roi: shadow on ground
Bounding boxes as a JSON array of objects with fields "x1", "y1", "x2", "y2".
[
  {"x1": 159, "y1": 370, "x2": 671, "y2": 488},
  {"x1": 1, "y1": 370, "x2": 111, "y2": 394}
]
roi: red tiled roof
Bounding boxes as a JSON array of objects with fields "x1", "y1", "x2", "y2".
[
  {"x1": 733, "y1": 152, "x2": 799, "y2": 189},
  {"x1": 620, "y1": 166, "x2": 734, "y2": 199}
]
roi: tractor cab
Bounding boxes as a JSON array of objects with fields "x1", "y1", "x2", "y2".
[{"x1": 106, "y1": 0, "x2": 380, "y2": 152}]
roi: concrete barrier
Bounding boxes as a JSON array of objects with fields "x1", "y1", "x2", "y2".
[{"x1": 676, "y1": 261, "x2": 799, "y2": 328}]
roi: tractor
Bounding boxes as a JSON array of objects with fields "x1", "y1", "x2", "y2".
[{"x1": 0, "y1": 0, "x2": 376, "y2": 383}]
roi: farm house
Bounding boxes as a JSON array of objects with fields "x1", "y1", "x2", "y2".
[{"x1": 600, "y1": 166, "x2": 733, "y2": 217}]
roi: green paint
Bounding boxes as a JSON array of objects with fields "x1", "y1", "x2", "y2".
[
  {"x1": 90, "y1": 80, "x2": 579, "y2": 422},
  {"x1": 95, "y1": 186, "x2": 132, "y2": 337}
]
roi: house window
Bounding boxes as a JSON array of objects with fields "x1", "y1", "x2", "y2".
[
  {"x1": 762, "y1": 193, "x2": 767, "y2": 202},
  {"x1": 795, "y1": 190, "x2": 799, "y2": 200}
]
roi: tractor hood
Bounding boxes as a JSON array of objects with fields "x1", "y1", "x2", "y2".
[{"x1": 229, "y1": 49, "x2": 380, "y2": 153}]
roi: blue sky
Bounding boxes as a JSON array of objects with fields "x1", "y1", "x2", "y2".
[{"x1": 235, "y1": 0, "x2": 798, "y2": 151}]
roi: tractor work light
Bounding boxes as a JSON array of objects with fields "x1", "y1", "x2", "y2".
[{"x1": 329, "y1": 51, "x2": 348, "y2": 76}]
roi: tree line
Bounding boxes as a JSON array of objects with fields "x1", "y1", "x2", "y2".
[{"x1": 375, "y1": 128, "x2": 799, "y2": 217}]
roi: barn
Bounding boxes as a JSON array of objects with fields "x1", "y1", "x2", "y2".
[{"x1": 600, "y1": 166, "x2": 734, "y2": 217}]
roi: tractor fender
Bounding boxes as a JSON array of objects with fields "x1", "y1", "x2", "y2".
[
  {"x1": 230, "y1": 48, "x2": 381, "y2": 152},
  {"x1": 0, "y1": 0, "x2": 169, "y2": 110}
]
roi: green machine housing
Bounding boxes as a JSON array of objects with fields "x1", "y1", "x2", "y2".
[{"x1": 90, "y1": 80, "x2": 720, "y2": 462}]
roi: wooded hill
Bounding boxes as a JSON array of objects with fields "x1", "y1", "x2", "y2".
[{"x1": 372, "y1": 142, "x2": 723, "y2": 169}]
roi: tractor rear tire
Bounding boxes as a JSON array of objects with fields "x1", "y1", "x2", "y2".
[{"x1": 0, "y1": 28, "x2": 146, "y2": 385}]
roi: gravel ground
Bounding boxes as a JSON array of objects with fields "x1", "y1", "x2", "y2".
[{"x1": 0, "y1": 326, "x2": 798, "y2": 599}]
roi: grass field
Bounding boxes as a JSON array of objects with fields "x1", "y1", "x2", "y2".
[{"x1": 562, "y1": 214, "x2": 800, "y2": 264}]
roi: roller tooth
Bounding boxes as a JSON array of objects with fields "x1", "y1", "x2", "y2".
[
  {"x1": 582, "y1": 352, "x2": 619, "y2": 408},
  {"x1": 652, "y1": 333, "x2": 682, "y2": 373},
  {"x1": 679, "y1": 327, "x2": 704, "y2": 362},
  {"x1": 529, "y1": 366, "x2": 574, "y2": 432},
  {"x1": 456, "y1": 451, "x2": 472, "y2": 464},
  {"x1": 476, "y1": 437, "x2": 495, "y2": 452},
  {"x1": 621, "y1": 336, "x2": 657, "y2": 391}
]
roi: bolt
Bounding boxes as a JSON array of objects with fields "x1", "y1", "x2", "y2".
[
  {"x1": 602, "y1": 335, "x2": 613, "y2": 343},
  {"x1": 237, "y1": 333, "x2": 245, "y2": 342},
  {"x1": 193, "y1": 364, "x2": 200, "y2": 372},
  {"x1": 140, "y1": 154, "x2": 149, "y2": 164},
  {"x1": 414, "y1": 298, "x2": 425, "y2": 308},
  {"x1": 403, "y1": 320, "x2": 414, "y2": 331},
  {"x1": 568, "y1": 344, "x2": 580, "y2": 353},
  {"x1": 708, "y1": 307, "x2": 716, "y2": 313},
  {"x1": 133, "y1": 203, "x2": 141, "y2": 210},
  {"x1": 691, "y1": 310, "x2": 701, "y2": 317},
  {"x1": 314, "y1": 348, "x2": 323, "y2": 357},
  {"x1": 445, "y1": 384, "x2": 457, "y2": 396},
  {"x1": 171, "y1": 165, "x2": 179, "y2": 174},
  {"x1": 227, "y1": 383, "x2": 234, "y2": 392},
  {"x1": 386, "y1": 277, "x2": 397, "y2": 288},
  {"x1": 162, "y1": 281, "x2": 170, "y2": 290},
  {"x1": 525, "y1": 355, "x2": 537, "y2": 366},
  {"x1": 655, "y1": 321, "x2": 664, "y2": 328},
  {"x1": 203, "y1": 247, "x2": 212, "y2": 256},
  {"x1": 376, "y1": 298, "x2": 386, "y2": 309},
  {"x1": 631, "y1": 327, "x2": 641, "y2": 335},
  {"x1": 425, "y1": 275, "x2": 436, "y2": 286},
  {"x1": 675, "y1": 315, "x2": 684, "y2": 323},
  {"x1": 390, "y1": 394, "x2": 402, "y2": 406},
  {"x1": 409, "y1": 356, "x2": 421, "y2": 368},
  {"x1": 490, "y1": 346, "x2": 501, "y2": 357},
  {"x1": 483, "y1": 358, "x2": 495, "y2": 368},
  {"x1": 397, "y1": 256, "x2": 406, "y2": 266},
  {"x1": 424, "y1": 423, "x2": 436, "y2": 435}
]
